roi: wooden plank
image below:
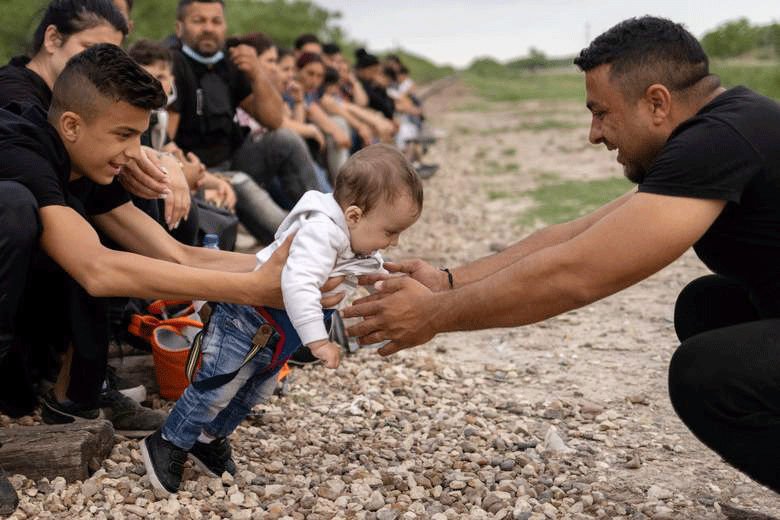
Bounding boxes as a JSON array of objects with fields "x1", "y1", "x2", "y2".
[{"x1": 0, "y1": 420, "x2": 114, "y2": 481}]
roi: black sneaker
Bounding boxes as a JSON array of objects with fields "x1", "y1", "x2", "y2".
[
  {"x1": 99, "y1": 389, "x2": 165, "y2": 438},
  {"x1": 40, "y1": 391, "x2": 101, "y2": 424},
  {"x1": 188, "y1": 437, "x2": 237, "y2": 478},
  {"x1": 0, "y1": 466, "x2": 18, "y2": 516},
  {"x1": 140, "y1": 429, "x2": 187, "y2": 494}
]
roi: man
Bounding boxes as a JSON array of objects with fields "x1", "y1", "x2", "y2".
[
  {"x1": 0, "y1": 44, "x2": 330, "y2": 436},
  {"x1": 345, "y1": 16, "x2": 780, "y2": 494},
  {"x1": 168, "y1": 0, "x2": 322, "y2": 209}
]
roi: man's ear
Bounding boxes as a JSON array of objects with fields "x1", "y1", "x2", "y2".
[
  {"x1": 58, "y1": 111, "x2": 82, "y2": 143},
  {"x1": 42, "y1": 25, "x2": 63, "y2": 54},
  {"x1": 644, "y1": 83, "x2": 672, "y2": 124},
  {"x1": 344, "y1": 205, "x2": 363, "y2": 228},
  {"x1": 175, "y1": 20, "x2": 183, "y2": 38}
]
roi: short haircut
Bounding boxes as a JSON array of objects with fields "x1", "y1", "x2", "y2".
[
  {"x1": 322, "y1": 42, "x2": 341, "y2": 56},
  {"x1": 334, "y1": 144, "x2": 423, "y2": 215},
  {"x1": 574, "y1": 16, "x2": 710, "y2": 100},
  {"x1": 128, "y1": 39, "x2": 172, "y2": 66},
  {"x1": 32, "y1": 0, "x2": 129, "y2": 54},
  {"x1": 294, "y1": 33, "x2": 320, "y2": 50},
  {"x1": 177, "y1": 0, "x2": 223, "y2": 20},
  {"x1": 296, "y1": 52, "x2": 322, "y2": 70},
  {"x1": 50, "y1": 43, "x2": 166, "y2": 122},
  {"x1": 237, "y1": 31, "x2": 275, "y2": 56}
]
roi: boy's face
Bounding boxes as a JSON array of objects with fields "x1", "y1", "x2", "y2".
[
  {"x1": 299, "y1": 61, "x2": 325, "y2": 92},
  {"x1": 141, "y1": 60, "x2": 174, "y2": 99},
  {"x1": 346, "y1": 192, "x2": 420, "y2": 256},
  {"x1": 60, "y1": 98, "x2": 150, "y2": 184}
]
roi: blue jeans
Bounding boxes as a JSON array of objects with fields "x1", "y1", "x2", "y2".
[{"x1": 163, "y1": 303, "x2": 331, "y2": 450}]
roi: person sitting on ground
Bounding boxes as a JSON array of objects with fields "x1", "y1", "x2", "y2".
[
  {"x1": 141, "y1": 144, "x2": 423, "y2": 494},
  {"x1": 168, "y1": 0, "x2": 322, "y2": 211},
  {"x1": 354, "y1": 48, "x2": 395, "y2": 121},
  {"x1": 296, "y1": 52, "x2": 351, "y2": 179},
  {"x1": 0, "y1": 43, "x2": 345, "y2": 439},
  {"x1": 0, "y1": 0, "x2": 188, "y2": 437}
]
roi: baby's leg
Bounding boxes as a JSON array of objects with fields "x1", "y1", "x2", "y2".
[{"x1": 162, "y1": 303, "x2": 272, "y2": 450}]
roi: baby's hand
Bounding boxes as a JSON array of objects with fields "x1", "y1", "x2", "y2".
[{"x1": 307, "y1": 340, "x2": 341, "y2": 369}]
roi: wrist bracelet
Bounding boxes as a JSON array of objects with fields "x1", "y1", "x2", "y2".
[{"x1": 441, "y1": 268, "x2": 454, "y2": 289}]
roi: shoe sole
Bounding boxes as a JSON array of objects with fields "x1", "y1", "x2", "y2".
[
  {"x1": 139, "y1": 437, "x2": 174, "y2": 496},
  {"x1": 115, "y1": 429, "x2": 157, "y2": 440},
  {"x1": 187, "y1": 453, "x2": 219, "y2": 478}
]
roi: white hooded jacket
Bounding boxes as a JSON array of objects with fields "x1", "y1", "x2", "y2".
[{"x1": 255, "y1": 191, "x2": 385, "y2": 345}]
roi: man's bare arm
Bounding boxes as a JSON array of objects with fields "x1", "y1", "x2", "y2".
[
  {"x1": 346, "y1": 193, "x2": 726, "y2": 353},
  {"x1": 41, "y1": 205, "x2": 285, "y2": 305},
  {"x1": 92, "y1": 202, "x2": 257, "y2": 272}
]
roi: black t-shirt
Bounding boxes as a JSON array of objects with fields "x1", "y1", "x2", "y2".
[
  {"x1": 0, "y1": 102, "x2": 128, "y2": 216},
  {"x1": 0, "y1": 56, "x2": 52, "y2": 112},
  {"x1": 638, "y1": 86, "x2": 780, "y2": 316},
  {"x1": 169, "y1": 50, "x2": 252, "y2": 167},
  {"x1": 360, "y1": 78, "x2": 395, "y2": 119}
]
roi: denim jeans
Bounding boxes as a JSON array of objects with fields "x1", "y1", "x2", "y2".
[{"x1": 163, "y1": 303, "x2": 331, "y2": 450}]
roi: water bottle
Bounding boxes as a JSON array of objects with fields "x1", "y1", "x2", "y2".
[
  {"x1": 202, "y1": 232, "x2": 220, "y2": 249},
  {"x1": 194, "y1": 233, "x2": 220, "y2": 313}
]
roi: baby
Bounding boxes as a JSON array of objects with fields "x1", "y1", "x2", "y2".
[{"x1": 142, "y1": 144, "x2": 424, "y2": 494}]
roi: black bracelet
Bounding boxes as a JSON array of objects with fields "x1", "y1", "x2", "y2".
[{"x1": 441, "y1": 268, "x2": 454, "y2": 289}]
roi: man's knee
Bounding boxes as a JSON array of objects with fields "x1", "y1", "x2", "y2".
[{"x1": 0, "y1": 181, "x2": 40, "y2": 245}]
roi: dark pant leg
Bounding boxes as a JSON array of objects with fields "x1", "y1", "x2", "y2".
[
  {"x1": 231, "y1": 129, "x2": 321, "y2": 209},
  {"x1": 0, "y1": 182, "x2": 41, "y2": 417},
  {"x1": 669, "y1": 275, "x2": 780, "y2": 492}
]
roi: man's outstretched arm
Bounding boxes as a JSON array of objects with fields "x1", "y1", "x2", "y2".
[{"x1": 345, "y1": 192, "x2": 726, "y2": 354}]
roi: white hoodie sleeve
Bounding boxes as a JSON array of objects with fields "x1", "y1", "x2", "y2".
[{"x1": 281, "y1": 216, "x2": 345, "y2": 346}]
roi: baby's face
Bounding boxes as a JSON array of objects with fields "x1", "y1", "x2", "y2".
[{"x1": 347, "y1": 193, "x2": 420, "y2": 256}]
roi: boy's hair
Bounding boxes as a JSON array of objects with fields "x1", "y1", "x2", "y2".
[
  {"x1": 355, "y1": 48, "x2": 379, "y2": 69},
  {"x1": 574, "y1": 16, "x2": 710, "y2": 100},
  {"x1": 177, "y1": 0, "x2": 223, "y2": 20},
  {"x1": 128, "y1": 39, "x2": 172, "y2": 66},
  {"x1": 334, "y1": 144, "x2": 423, "y2": 215},
  {"x1": 294, "y1": 33, "x2": 320, "y2": 50},
  {"x1": 322, "y1": 42, "x2": 341, "y2": 56},
  {"x1": 296, "y1": 52, "x2": 322, "y2": 70},
  {"x1": 50, "y1": 43, "x2": 166, "y2": 122},
  {"x1": 236, "y1": 31, "x2": 275, "y2": 55},
  {"x1": 32, "y1": 0, "x2": 129, "y2": 54},
  {"x1": 277, "y1": 47, "x2": 293, "y2": 61}
]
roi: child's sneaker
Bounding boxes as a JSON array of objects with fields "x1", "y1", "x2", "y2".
[
  {"x1": 140, "y1": 429, "x2": 187, "y2": 494},
  {"x1": 188, "y1": 437, "x2": 236, "y2": 477}
]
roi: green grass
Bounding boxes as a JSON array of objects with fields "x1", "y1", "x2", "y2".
[
  {"x1": 711, "y1": 60, "x2": 780, "y2": 100},
  {"x1": 461, "y1": 70, "x2": 585, "y2": 102},
  {"x1": 488, "y1": 191, "x2": 512, "y2": 200},
  {"x1": 502, "y1": 147, "x2": 517, "y2": 156},
  {"x1": 518, "y1": 177, "x2": 633, "y2": 226}
]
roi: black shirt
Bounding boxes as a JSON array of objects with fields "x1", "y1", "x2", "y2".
[
  {"x1": 169, "y1": 50, "x2": 251, "y2": 167},
  {"x1": 0, "y1": 102, "x2": 128, "y2": 216},
  {"x1": 0, "y1": 56, "x2": 52, "y2": 112},
  {"x1": 638, "y1": 86, "x2": 780, "y2": 316},
  {"x1": 360, "y1": 78, "x2": 395, "y2": 119}
]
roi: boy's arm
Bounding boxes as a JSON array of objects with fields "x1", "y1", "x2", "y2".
[{"x1": 40, "y1": 204, "x2": 287, "y2": 306}]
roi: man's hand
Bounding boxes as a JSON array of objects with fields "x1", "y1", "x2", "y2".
[
  {"x1": 307, "y1": 339, "x2": 341, "y2": 368},
  {"x1": 342, "y1": 276, "x2": 438, "y2": 356},
  {"x1": 119, "y1": 146, "x2": 171, "y2": 200},
  {"x1": 333, "y1": 128, "x2": 351, "y2": 149},
  {"x1": 229, "y1": 44, "x2": 261, "y2": 78},
  {"x1": 200, "y1": 174, "x2": 237, "y2": 210}
]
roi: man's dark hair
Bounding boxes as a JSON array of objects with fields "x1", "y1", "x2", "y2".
[
  {"x1": 236, "y1": 31, "x2": 274, "y2": 55},
  {"x1": 322, "y1": 42, "x2": 340, "y2": 56},
  {"x1": 177, "y1": 0, "x2": 224, "y2": 20},
  {"x1": 574, "y1": 16, "x2": 711, "y2": 99},
  {"x1": 32, "y1": 0, "x2": 129, "y2": 54},
  {"x1": 128, "y1": 39, "x2": 172, "y2": 66},
  {"x1": 294, "y1": 33, "x2": 320, "y2": 51},
  {"x1": 50, "y1": 43, "x2": 166, "y2": 122}
]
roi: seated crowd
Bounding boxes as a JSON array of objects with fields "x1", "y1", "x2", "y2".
[{"x1": 0, "y1": 0, "x2": 436, "y2": 512}]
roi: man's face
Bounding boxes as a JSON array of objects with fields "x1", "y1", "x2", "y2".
[
  {"x1": 176, "y1": 1, "x2": 226, "y2": 56},
  {"x1": 299, "y1": 61, "x2": 324, "y2": 92},
  {"x1": 585, "y1": 64, "x2": 662, "y2": 183},
  {"x1": 64, "y1": 99, "x2": 150, "y2": 185}
]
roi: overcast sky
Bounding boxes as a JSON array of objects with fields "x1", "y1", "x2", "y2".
[{"x1": 314, "y1": 1, "x2": 780, "y2": 67}]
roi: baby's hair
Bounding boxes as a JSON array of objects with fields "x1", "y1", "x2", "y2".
[{"x1": 334, "y1": 144, "x2": 423, "y2": 215}]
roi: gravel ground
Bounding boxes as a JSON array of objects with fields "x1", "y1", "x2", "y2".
[{"x1": 3, "y1": 80, "x2": 780, "y2": 519}]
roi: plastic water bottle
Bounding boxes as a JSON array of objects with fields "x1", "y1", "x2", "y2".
[
  {"x1": 202, "y1": 232, "x2": 220, "y2": 249},
  {"x1": 194, "y1": 233, "x2": 220, "y2": 313}
]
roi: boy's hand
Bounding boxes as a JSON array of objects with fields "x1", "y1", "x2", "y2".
[{"x1": 307, "y1": 340, "x2": 341, "y2": 368}]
